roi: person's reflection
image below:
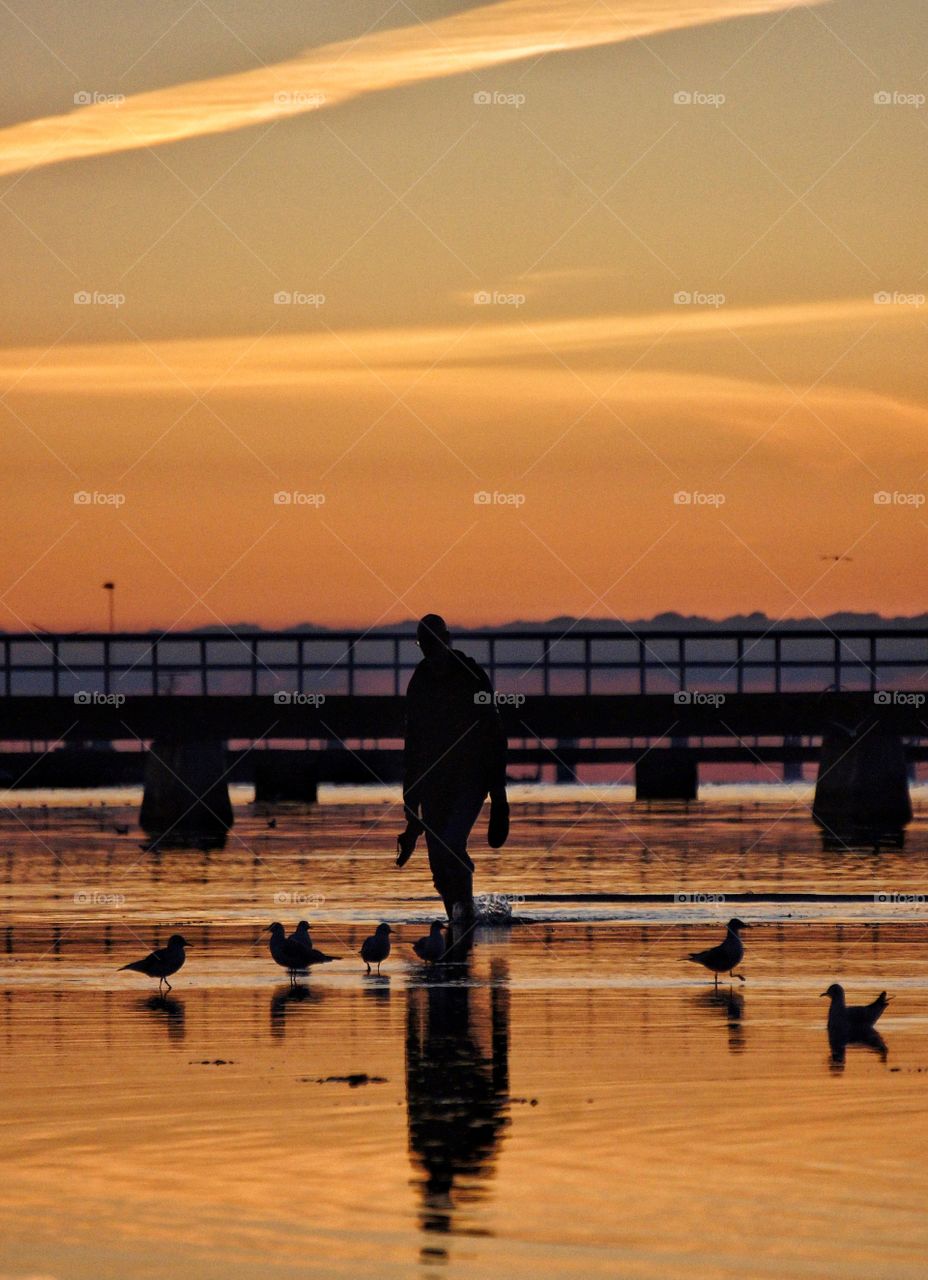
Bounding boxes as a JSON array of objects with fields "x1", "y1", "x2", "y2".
[
  {"x1": 405, "y1": 958, "x2": 510, "y2": 1249},
  {"x1": 695, "y1": 987, "x2": 745, "y2": 1054},
  {"x1": 269, "y1": 982, "x2": 323, "y2": 1038},
  {"x1": 141, "y1": 993, "x2": 186, "y2": 1043}
]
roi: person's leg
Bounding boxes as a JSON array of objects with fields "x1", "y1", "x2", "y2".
[{"x1": 421, "y1": 783, "x2": 486, "y2": 919}]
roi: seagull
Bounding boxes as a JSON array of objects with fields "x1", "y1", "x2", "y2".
[
  {"x1": 685, "y1": 919, "x2": 748, "y2": 986},
  {"x1": 288, "y1": 920, "x2": 340, "y2": 967},
  {"x1": 821, "y1": 983, "x2": 890, "y2": 1037},
  {"x1": 412, "y1": 920, "x2": 446, "y2": 964},
  {"x1": 119, "y1": 934, "x2": 191, "y2": 992},
  {"x1": 360, "y1": 922, "x2": 393, "y2": 974},
  {"x1": 265, "y1": 922, "x2": 337, "y2": 983}
]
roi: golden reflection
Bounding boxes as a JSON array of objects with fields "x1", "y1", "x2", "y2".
[{"x1": 405, "y1": 959, "x2": 510, "y2": 1248}]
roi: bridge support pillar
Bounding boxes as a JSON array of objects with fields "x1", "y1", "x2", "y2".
[
  {"x1": 636, "y1": 749, "x2": 698, "y2": 801},
  {"x1": 140, "y1": 738, "x2": 233, "y2": 848},
  {"x1": 783, "y1": 735, "x2": 804, "y2": 783},
  {"x1": 253, "y1": 750, "x2": 318, "y2": 804},
  {"x1": 813, "y1": 726, "x2": 911, "y2": 847},
  {"x1": 554, "y1": 739, "x2": 578, "y2": 784}
]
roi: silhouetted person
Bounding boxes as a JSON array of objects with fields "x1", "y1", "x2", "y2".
[
  {"x1": 397, "y1": 615, "x2": 509, "y2": 925},
  {"x1": 405, "y1": 962, "x2": 510, "y2": 1241}
]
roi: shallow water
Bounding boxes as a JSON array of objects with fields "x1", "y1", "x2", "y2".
[{"x1": 2, "y1": 792, "x2": 928, "y2": 1279}]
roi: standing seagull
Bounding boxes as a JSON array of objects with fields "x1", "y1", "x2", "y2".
[
  {"x1": 685, "y1": 919, "x2": 748, "y2": 986},
  {"x1": 821, "y1": 983, "x2": 890, "y2": 1037},
  {"x1": 288, "y1": 920, "x2": 340, "y2": 967},
  {"x1": 266, "y1": 921, "x2": 312, "y2": 983},
  {"x1": 412, "y1": 920, "x2": 446, "y2": 964},
  {"x1": 266, "y1": 922, "x2": 336, "y2": 983},
  {"x1": 119, "y1": 934, "x2": 191, "y2": 992},
  {"x1": 360, "y1": 922, "x2": 393, "y2": 974}
]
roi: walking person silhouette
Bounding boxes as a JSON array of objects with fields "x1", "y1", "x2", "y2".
[{"x1": 396, "y1": 615, "x2": 509, "y2": 930}]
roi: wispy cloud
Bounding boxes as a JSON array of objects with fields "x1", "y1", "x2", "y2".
[
  {"x1": 0, "y1": 0, "x2": 832, "y2": 179},
  {"x1": 0, "y1": 296, "x2": 913, "y2": 396}
]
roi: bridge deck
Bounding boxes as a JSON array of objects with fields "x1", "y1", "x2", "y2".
[
  {"x1": 0, "y1": 691, "x2": 924, "y2": 742},
  {"x1": 1, "y1": 628, "x2": 924, "y2": 743}
]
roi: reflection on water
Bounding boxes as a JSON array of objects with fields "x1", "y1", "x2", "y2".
[
  {"x1": 269, "y1": 981, "x2": 323, "y2": 1036},
  {"x1": 695, "y1": 987, "x2": 745, "y2": 1054},
  {"x1": 828, "y1": 1025, "x2": 889, "y2": 1071},
  {"x1": 141, "y1": 993, "x2": 186, "y2": 1043},
  {"x1": 406, "y1": 960, "x2": 510, "y2": 1246},
  {"x1": 1, "y1": 798, "x2": 928, "y2": 1278}
]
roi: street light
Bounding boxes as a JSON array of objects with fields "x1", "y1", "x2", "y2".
[{"x1": 102, "y1": 582, "x2": 115, "y2": 633}]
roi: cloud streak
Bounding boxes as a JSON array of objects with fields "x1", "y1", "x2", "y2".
[
  {"x1": 0, "y1": 0, "x2": 832, "y2": 179},
  {"x1": 0, "y1": 296, "x2": 912, "y2": 397}
]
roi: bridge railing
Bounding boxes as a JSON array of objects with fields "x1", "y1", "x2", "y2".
[{"x1": 1, "y1": 629, "x2": 926, "y2": 699}]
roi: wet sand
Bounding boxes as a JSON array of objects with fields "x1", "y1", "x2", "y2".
[{"x1": 1, "y1": 794, "x2": 928, "y2": 1278}]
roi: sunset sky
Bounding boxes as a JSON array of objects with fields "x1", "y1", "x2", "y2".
[{"x1": 2, "y1": 0, "x2": 927, "y2": 631}]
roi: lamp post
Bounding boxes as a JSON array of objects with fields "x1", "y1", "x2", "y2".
[{"x1": 102, "y1": 582, "x2": 115, "y2": 633}]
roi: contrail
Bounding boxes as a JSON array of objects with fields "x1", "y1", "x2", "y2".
[{"x1": 0, "y1": 0, "x2": 834, "y2": 179}]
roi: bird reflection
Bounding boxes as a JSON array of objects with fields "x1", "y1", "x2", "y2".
[
  {"x1": 363, "y1": 973, "x2": 392, "y2": 1004},
  {"x1": 270, "y1": 982, "x2": 323, "y2": 1037},
  {"x1": 405, "y1": 959, "x2": 510, "y2": 1252},
  {"x1": 140, "y1": 993, "x2": 185, "y2": 1042},
  {"x1": 828, "y1": 1026, "x2": 888, "y2": 1071},
  {"x1": 695, "y1": 986, "x2": 745, "y2": 1054}
]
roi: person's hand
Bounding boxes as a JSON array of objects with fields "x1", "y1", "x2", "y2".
[
  {"x1": 396, "y1": 823, "x2": 420, "y2": 868},
  {"x1": 487, "y1": 787, "x2": 510, "y2": 848}
]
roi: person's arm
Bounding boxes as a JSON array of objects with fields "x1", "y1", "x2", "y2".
[
  {"x1": 471, "y1": 659, "x2": 507, "y2": 794},
  {"x1": 398, "y1": 668, "x2": 426, "y2": 865},
  {"x1": 470, "y1": 658, "x2": 510, "y2": 848},
  {"x1": 402, "y1": 666, "x2": 426, "y2": 822}
]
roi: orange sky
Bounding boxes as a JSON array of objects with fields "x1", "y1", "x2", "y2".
[{"x1": 2, "y1": 0, "x2": 926, "y2": 630}]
